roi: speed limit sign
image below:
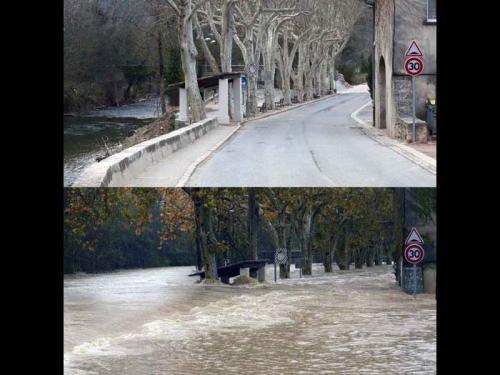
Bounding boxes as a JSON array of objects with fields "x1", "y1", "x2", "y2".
[
  {"x1": 404, "y1": 243, "x2": 425, "y2": 265},
  {"x1": 404, "y1": 57, "x2": 424, "y2": 76}
]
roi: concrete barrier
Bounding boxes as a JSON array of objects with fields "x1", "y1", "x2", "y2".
[{"x1": 72, "y1": 117, "x2": 219, "y2": 187}]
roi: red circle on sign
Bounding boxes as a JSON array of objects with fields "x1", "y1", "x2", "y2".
[
  {"x1": 404, "y1": 57, "x2": 424, "y2": 76},
  {"x1": 404, "y1": 243, "x2": 425, "y2": 265}
]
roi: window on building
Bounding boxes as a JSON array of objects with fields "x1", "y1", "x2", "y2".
[{"x1": 427, "y1": 0, "x2": 437, "y2": 23}]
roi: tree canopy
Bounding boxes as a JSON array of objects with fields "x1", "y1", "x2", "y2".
[{"x1": 64, "y1": 188, "x2": 435, "y2": 276}]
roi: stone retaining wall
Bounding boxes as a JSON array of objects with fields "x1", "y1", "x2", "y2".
[{"x1": 72, "y1": 117, "x2": 219, "y2": 187}]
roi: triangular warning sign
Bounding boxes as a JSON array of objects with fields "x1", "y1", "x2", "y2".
[
  {"x1": 405, "y1": 227, "x2": 424, "y2": 245},
  {"x1": 405, "y1": 41, "x2": 423, "y2": 57}
]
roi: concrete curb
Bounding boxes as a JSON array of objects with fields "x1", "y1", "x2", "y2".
[
  {"x1": 177, "y1": 94, "x2": 339, "y2": 187},
  {"x1": 350, "y1": 102, "x2": 437, "y2": 175},
  {"x1": 72, "y1": 117, "x2": 219, "y2": 187}
]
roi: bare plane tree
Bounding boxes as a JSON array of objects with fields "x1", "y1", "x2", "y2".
[{"x1": 163, "y1": 0, "x2": 210, "y2": 122}]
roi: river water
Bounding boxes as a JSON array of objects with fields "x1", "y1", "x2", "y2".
[
  {"x1": 64, "y1": 98, "x2": 163, "y2": 186},
  {"x1": 64, "y1": 264, "x2": 435, "y2": 374}
]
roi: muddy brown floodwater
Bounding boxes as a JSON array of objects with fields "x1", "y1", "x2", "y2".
[{"x1": 64, "y1": 264, "x2": 436, "y2": 374}]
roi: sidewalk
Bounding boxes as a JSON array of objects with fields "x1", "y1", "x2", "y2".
[
  {"x1": 125, "y1": 124, "x2": 239, "y2": 187},
  {"x1": 352, "y1": 101, "x2": 436, "y2": 174}
]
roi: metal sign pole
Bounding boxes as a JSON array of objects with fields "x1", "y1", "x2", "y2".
[
  {"x1": 413, "y1": 264, "x2": 417, "y2": 298},
  {"x1": 274, "y1": 259, "x2": 277, "y2": 283},
  {"x1": 412, "y1": 76, "x2": 416, "y2": 143},
  {"x1": 400, "y1": 258, "x2": 403, "y2": 288}
]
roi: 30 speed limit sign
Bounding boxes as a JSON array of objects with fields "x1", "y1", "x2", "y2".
[
  {"x1": 404, "y1": 57, "x2": 424, "y2": 76},
  {"x1": 404, "y1": 243, "x2": 425, "y2": 265}
]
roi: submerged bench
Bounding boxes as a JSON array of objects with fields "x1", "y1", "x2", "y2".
[{"x1": 189, "y1": 260, "x2": 267, "y2": 284}]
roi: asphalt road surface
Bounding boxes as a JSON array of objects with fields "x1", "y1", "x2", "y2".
[{"x1": 187, "y1": 92, "x2": 436, "y2": 187}]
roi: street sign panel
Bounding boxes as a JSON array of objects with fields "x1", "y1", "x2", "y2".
[
  {"x1": 248, "y1": 63, "x2": 257, "y2": 77},
  {"x1": 405, "y1": 40, "x2": 423, "y2": 57},
  {"x1": 294, "y1": 257, "x2": 305, "y2": 269},
  {"x1": 404, "y1": 57, "x2": 424, "y2": 76},
  {"x1": 404, "y1": 243, "x2": 425, "y2": 265},
  {"x1": 275, "y1": 249, "x2": 288, "y2": 265},
  {"x1": 405, "y1": 227, "x2": 424, "y2": 245}
]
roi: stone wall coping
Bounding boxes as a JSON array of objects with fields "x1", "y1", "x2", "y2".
[{"x1": 72, "y1": 117, "x2": 218, "y2": 187}]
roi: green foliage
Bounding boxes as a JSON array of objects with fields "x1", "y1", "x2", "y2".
[{"x1": 407, "y1": 188, "x2": 437, "y2": 223}]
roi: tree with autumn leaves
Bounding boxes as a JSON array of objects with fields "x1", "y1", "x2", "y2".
[{"x1": 64, "y1": 188, "x2": 435, "y2": 278}]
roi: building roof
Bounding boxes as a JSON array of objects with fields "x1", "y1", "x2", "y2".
[{"x1": 168, "y1": 72, "x2": 245, "y2": 89}]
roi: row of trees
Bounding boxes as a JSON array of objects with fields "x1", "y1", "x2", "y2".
[
  {"x1": 64, "y1": 0, "x2": 365, "y2": 116},
  {"x1": 64, "y1": 188, "x2": 436, "y2": 277},
  {"x1": 162, "y1": 0, "x2": 365, "y2": 122}
]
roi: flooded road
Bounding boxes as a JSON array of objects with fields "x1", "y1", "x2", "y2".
[
  {"x1": 64, "y1": 98, "x2": 163, "y2": 186},
  {"x1": 64, "y1": 265, "x2": 436, "y2": 374}
]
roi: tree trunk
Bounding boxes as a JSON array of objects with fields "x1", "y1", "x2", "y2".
[
  {"x1": 279, "y1": 223, "x2": 291, "y2": 278},
  {"x1": 158, "y1": 31, "x2": 167, "y2": 115},
  {"x1": 234, "y1": 28, "x2": 258, "y2": 116},
  {"x1": 282, "y1": 72, "x2": 291, "y2": 106},
  {"x1": 374, "y1": 245, "x2": 382, "y2": 265},
  {"x1": 281, "y1": 29, "x2": 291, "y2": 106},
  {"x1": 179, "y1": 9, "x2": 206, "y2": 123},
  {"x1": 321, "y1": 60, "x2": 329, "y2": 95},
  {"x1": 192, "y1": 191, "x2": 217, "y2": 280},
  {"x1": 314, "y1": 67, "x2": 321, "y2": 97},
  {"x1": 354, "y1": 249, "x2": 365, "y2": 269},
  {"x1": 247, "y1": 189, "x2": 259, "y2": 260},
  {"x1": 194, "y1": 13, "x2": 221, "y2": 75},
  {"x1": 262, "y1": 32, "x2": 276, "y2": 109},
  {"x1": 328, "y1": 56, "x2": 336, "y2": 93},
  {"x1": 323, "y1": 250, "x2": 333, "y2": 272},
  {"x1": 304, "y1": 68, "x2": 314, "y2": 101},
  {"x1": 303, "y1": 236, "x2": 313, "y2": 275},
  {"x1": 324, "y1": 237, "x2": 337, "y2": 272},
  {"x1": 220, "y1": 1, "x2": 234, "y2": 73},
  {"x1": 248, "y1": 73, "x2": 258, "y2": 115},
  {"x1": 295, "y1": 43, "x2": 306, "y2": 102},
  {"x1": 335, "y1": 229, "x2": 350, "y2": 270},
  {"x1": 263, "y1": 67, "x2": 275, "y2": 110},
  {"x1": 366, "y1": 249, "x2": 374, "y2": 267}
]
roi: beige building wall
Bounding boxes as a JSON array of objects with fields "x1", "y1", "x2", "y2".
[{"x1": 374, "y1": 0, "x2": 437, "y2": 140}]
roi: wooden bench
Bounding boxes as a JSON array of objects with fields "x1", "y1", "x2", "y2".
[
  {"x1": 259, "y1": 102, "x2": 268, "y2": 113},
  {"x1": 291, "y1": 96, "x2": 299, "y2": 104},
  {"x1": 275, "y1": 98, "x2": 284, "y2": 108}
]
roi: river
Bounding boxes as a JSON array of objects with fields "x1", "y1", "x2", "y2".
[
  {"x1": 64, "y1": 98, "x2": 163, "y2": 186},
  {"x1": 64, "y1": 264, "x2": 435, "y2": 374}
]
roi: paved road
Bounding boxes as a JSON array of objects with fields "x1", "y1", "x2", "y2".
[{"x1": 187, "y1": 92, "x2": 436, "y2": 187}]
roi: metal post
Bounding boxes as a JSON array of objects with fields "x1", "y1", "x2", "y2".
[
  {"x1": 274, "y1": 260, "x2": 277, "y2": 283},
  {"x1": 412, "y1": 76, "x2": 416, "y2": 143},
  {"x1": 400, "y1": 258, "x2": 403, "y2": 288},
  {"x1": 413, "y1": 264, "x2": 417, "y2": 298},
  {"x1": 299, "y1": 268, "x2": 302, "y2": 279}
]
